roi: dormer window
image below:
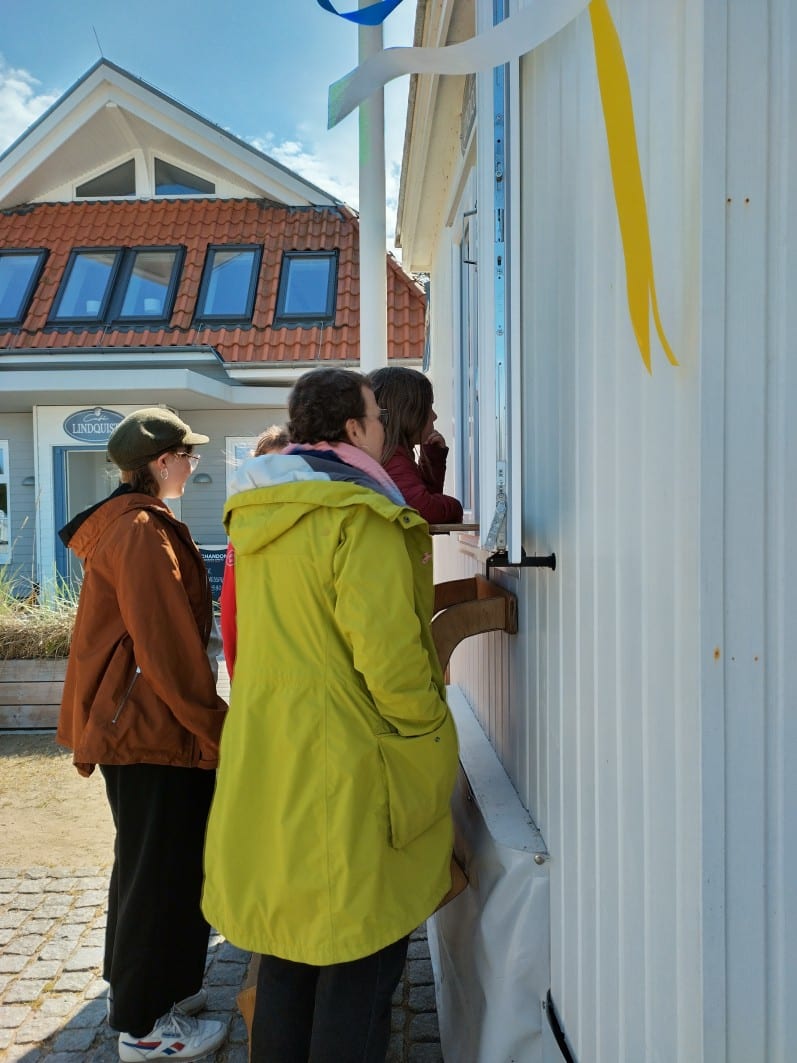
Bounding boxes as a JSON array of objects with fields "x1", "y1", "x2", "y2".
[
  {"x1": 155, "y1": 159, "x2": 215, "y2": 196},
  {"x1": 49, "y1": 247, "x2": 183, "y2": 325},
  {"x1": 195, "y1": 245, "x2": 261, "y2": 322},
  {"x1": 76, "y1": 160, "x2": 136, "y2": 199},
  {"x1": 274, "y1": 251, "x2": 338, "y2": 326},
  {"x1": 0, "y1": 250, "x2": 47, "y2": 326}
]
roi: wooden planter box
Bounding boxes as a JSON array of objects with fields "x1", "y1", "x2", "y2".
[{"x1": 0, "y1": 659, "x2": 67, "y2": 729}]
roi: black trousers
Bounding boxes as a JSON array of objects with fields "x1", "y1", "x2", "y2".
[
  {"x1": 251, "y1": 935, "x2": 409, "y2": 1063},
  {"x1": 101, "y1": 763, "x2": 216, "y2": 1036}
]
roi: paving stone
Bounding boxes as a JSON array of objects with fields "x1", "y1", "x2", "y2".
[
  {"x1": 407, "y1": 958, "x2": 435, "y2": 986},
  {"x1": 0, "y1": 910, "x2": 29, "y2": 929},
  {"x1": 39, "y1": 941, "x2": 77, "y2": 962},
  {"x1": 15, "y1": 1009, "x2": 66, "y2": 1043},
  {"x1": 3, "y1": 1044, "x2": 44, "y2": 1062},
  {"x1": 30, "y1": 959, "x2": 63, "y2": 979},
  {"x1": 391, "y1": 1006, "x2": 405, "y2": 1032},
  {"x1": 409, "y1": 1012, "x2": 440, "y2": 1043},
  {"x1": 9, "y1": 895, "x2": 42, "y2": 911},
  {"x1": 5, "y1": 932, "x2": 47, "y2": 954},
  {"x1": 407, "y1": 938, "x2": 431, "y2": 959},
  {"x1": 0, "y1": 1004, "x2": 31, "y2": 1028},
  {"x1": 52, "y1": 1026, "x2": 99, "y2": 1052},
  {"x1": 64, "y1": 997, "x2": 107, "y2": 1027},
  {"x1": 0, "y1": 953, "x2": 30, "y2": 974},
  {"x1": 52, "y1": 969, "x2": 94, "y2": 992},
  {"x1": 63, "y1": 946, "x2": 104, "y2": 971},
  {"x1": 0, "y1": 1027, "x2": 14, "y2": 1049},
  {"x1": 209, "y1": 960, "x2": 249, "y2": 986},
  {"x1": 207, "y1": 985, "x2": 241, "y2": 1011},
  {"x1": 408, "y1": 1044, "x2": 444, "y2": 1062},
  {"x1": 39, "y1": 994, "x2": 81, "y2": 1017},
  {"x1": 73, "y1": 891, "x2": 106, "y2": 909},
  {"x1": 3, "y1": 977, "x2": 51, "y2": 1003},
  {"x1": 409, "y1": 985, "x2": 437, "y2": 1013}
]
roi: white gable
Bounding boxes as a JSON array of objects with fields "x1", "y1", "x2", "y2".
[{"x1": 0, "y1": 60, "x2": 339, "y2": 211}]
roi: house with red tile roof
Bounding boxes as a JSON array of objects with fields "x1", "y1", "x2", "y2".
[{"x1": 0, "y1": 59, "x2": 424, "y2": 592}]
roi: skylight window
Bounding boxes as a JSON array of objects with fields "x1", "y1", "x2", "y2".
[
  {"x1": 155, "y1": 159, "x2": 215, "y2": 196},
  {"x1": 274, "y1": 251, "x2": 338, "y2": 326},
  {"x1": 195, "y1": 246, "x2": 261, "y2": 322},
  {"x1": 117, "y1": 249, "x2": 183, "y2": 320},
  {"x1": 0, "y1": 250, "x2": 47, "y2": 326},
  {"x1": 76, "y1": 160, "x2": 136, "y2": 199},
  {"x1": 50, "y1": 250, "x2": 120, "y2": 321},
  {"x1": 50, "y1": 247, "x2": 183, "y2": 325}
]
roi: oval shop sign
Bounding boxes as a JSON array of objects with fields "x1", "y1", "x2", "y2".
[{"x1": 63, "y1": 407, "x2": 124, "y2": 442}]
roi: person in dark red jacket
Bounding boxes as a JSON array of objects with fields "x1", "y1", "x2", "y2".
[{"x1": 368, "y1": 367, "x2": 463, "y2": 525}]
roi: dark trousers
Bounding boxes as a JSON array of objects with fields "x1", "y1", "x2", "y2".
[
  {"x1": 251, "y1": 935, "x2": 409, "y2": 1063},
  {"x1": 101, "y1": 763, "x2": 215, "y2": 1036}
]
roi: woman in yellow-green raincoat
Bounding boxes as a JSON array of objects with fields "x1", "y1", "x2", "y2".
[{"x1": 202, "y1": 368, "x2": 459, "y2": 1062}]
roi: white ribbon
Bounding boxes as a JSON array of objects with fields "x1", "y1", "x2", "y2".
[{"x1": 328, "y1": 0, "x2": 591, "y2": 127}]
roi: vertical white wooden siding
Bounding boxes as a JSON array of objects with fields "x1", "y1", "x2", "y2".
[{"x1": 437, "y1": 0, "x2": 797, "y2": 1058}]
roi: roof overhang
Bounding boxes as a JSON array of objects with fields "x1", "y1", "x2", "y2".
[
  {"x1": 0, "y1": 346, "x2": 291, "y2": 411},
  {"x1": 396, "y1": 0, "x2": 476, "y2": 271}
]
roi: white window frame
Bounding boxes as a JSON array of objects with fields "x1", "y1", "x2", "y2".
[{"x1": 225, "y1": 436, "x2": 258, "y2": 498}]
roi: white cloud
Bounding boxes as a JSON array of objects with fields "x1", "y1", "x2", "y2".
[
  {"x1": 248, "y1": 110, "x2": 406, "y2": 253},
  {"x1": 0, "y1": 58, "x2": 60, "y2": 151}
]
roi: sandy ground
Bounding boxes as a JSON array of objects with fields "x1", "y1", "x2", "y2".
[{"x1": 0, "y1": 732, "x2": 116, "y2": 867}]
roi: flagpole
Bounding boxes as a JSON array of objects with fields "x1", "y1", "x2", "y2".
[{"x1": 358, "y1": 3, "x2": 388, "y2": 371}]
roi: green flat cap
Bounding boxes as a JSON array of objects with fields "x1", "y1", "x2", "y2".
[{"x1": 108, "y1": 407, "x2": 209, "y2": 470}]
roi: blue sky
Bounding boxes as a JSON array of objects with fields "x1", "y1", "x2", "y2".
[{"x1": 0, "y1": 0, "x2": 416, "y2": 244}]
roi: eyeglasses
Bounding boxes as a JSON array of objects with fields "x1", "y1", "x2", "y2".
[{"x1": 174, "y1": 452, "x2": 201, "y2": 470}]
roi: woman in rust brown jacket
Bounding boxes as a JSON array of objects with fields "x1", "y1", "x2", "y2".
[{"x1": 57, "y1": 407, "x2": 228, "y2": 1063}]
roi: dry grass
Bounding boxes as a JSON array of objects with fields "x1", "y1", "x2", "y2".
[{"x1": 0, "y1": 574, "x2": 76, "y2": 660}]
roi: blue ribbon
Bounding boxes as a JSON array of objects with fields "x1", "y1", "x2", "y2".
[{"x1": 316, "y1": 0, "x2": 405, "y2": 26}]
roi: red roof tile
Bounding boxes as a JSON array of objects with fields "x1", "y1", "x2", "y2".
[{"x1": 0, "y1": 198, "x2": 425, "y2": 363}]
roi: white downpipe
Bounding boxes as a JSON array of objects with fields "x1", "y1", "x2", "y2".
[{"x1": 358, "y1": 9, "x2": 388, "y2": 371}]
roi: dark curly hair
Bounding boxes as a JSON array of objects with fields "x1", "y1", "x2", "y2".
[
  {"x1": 367, "y1": 366, "x2": 433, "y2": 463},
  {"x1": 287, "y1": 368, "x2": 368, "y2": 444}
]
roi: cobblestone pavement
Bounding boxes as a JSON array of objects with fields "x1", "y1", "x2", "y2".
[{"x1": 0, "y1": 867, "x2": 442, "y2": 1062}]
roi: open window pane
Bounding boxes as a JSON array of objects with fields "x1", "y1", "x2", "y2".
[
  {"x1": 52, "y1": 251, "x2": 119, "y2": 320},
  {"x1": 155, "y1": 159, "x2": 215, "y2": 196},
  {"x1": 0, "y1": 251, "x2": 45, "y2": 324},
  {"x1": 275, "y1": 252, "x2": 337, "y2": 324},
  {"x1": 119, "y1": 250, "x2": 179, "y2": 318},
  {"x1": 76, "y1": 160, "x2": 135, "y2": 198},
  {"x1": 197, "y1": 248, "x2": 259, "y2": 319}
]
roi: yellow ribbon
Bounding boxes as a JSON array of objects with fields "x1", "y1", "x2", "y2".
[{"x1": 589, "y1": 0, "x2": 678, "y2": 371}]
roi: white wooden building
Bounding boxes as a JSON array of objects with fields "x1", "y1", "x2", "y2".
[{"x1": 397, "y1": 1, "x2": 796, "y2": 1059}]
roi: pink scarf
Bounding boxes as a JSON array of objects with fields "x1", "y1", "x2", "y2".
[{"x1": 284, "y1": 441, "x2": 404, "y2": 503}]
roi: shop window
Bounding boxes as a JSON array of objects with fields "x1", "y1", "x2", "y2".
[
  {"x1": 155, "y1": 159, "x2": 215, "y2": 196},
  {"x1": 76, "y1": 160, "x2": 136, "y2": 198},
  {"x1": 49, "y1": 247, "x2": 183, "y2": 325},
  {"x1": 0, "y1": 250, "x2": 47, "y2": 326},
  {"x1": 195, "y1": 246, "x2": 261, "y2": 322},
  {"x1": 274, "y1": 251, "x2": 337, "y2": 326},
  {"x1": 0, "y1": 441, "x2": 9, "y2": 565}
]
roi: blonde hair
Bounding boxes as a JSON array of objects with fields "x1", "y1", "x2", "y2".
[{"x1": 254, "y1": 425, "x2": 289, "y2": 456}]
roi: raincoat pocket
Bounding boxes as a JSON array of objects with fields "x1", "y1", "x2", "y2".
[{"x1": 377, "y1": 713, "x2": 458, "y2": 849}]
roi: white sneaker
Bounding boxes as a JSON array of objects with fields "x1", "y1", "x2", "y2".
[
  {"x1": 108, "y1": 987, "x2": 208, "y2": 1020},
  {"x1": 118, "y1": 1007, "x2": 226, "y2": 1061}
]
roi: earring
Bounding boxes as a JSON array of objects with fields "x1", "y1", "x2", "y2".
[{"x1": 160, "y1": 468, "x2": 168, "y2": 481}]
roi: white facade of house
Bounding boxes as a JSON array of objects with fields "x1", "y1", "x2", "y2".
[{"x1": 399, "y1": 0, "x2": 796, "y2": 1059}]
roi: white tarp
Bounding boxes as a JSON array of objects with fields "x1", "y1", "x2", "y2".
[{"x1": 429, "y1": 687, "x2": 551, "y2": 1062}]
